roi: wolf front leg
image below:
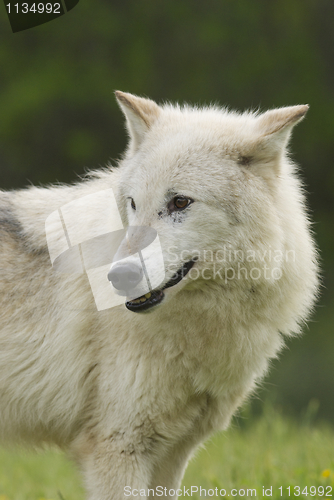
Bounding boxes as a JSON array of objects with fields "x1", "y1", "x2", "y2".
[
  {"x1": 71, "y1": 434, "x2": 154, "y2": 500},
  {"x1": 149, "y1": 439, "x2": 195, "y2": 499}
]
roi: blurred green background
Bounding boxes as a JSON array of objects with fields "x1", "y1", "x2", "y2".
[{"x1": 0, "y1": 0, "x2": 333, "y2": 421}]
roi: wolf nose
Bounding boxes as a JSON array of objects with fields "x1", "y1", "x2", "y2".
[{"x1": 108, "y1": 263, "x2": 143, "y2": 291}]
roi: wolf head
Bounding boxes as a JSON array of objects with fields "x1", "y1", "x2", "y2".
[{"x1": 109, "y1": 92, "x2": 316, "y2": 323}]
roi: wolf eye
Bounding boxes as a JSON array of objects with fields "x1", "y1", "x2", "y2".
[
  {"x1": 130, "y1": 198, "x2": 136, "y2": 210},
  {"x1": 174, "y1": 197, "x2": 189, "y2": 209},
  {"x1": 169, "y1": 196, "x2": 193, "y2": 212}
]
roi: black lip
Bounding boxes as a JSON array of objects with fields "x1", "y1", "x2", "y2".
[
  {"x1": 125, "y1": 290, "x2": 165, "y2": 312},
  {"x1": 162, "y1": 259, "x2": 197, "y2": 290},
  {"x1": 125, "y1": 259, "x2": 196, "y2": 313}
]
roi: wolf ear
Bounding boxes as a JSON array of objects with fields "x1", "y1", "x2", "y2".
[
  {"x1": 253, "y1": 105, "x2": 309, "y2": 158},
  {"x1": 115, "y1": 91, "x2": 161, "y2": 153}
]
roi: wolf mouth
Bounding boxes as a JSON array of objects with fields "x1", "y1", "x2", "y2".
[{"x1": 125, "y1": 259, "x2": 196, "y2": 313}]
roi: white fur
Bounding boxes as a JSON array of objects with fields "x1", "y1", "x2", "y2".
[{"x1": 0, "y1": 93, "x2": 318, "y2": 499}]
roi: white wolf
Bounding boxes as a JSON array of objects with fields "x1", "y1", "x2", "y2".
[{"x1": 0, "y1": 92, "x2": 318, "y2": 499}]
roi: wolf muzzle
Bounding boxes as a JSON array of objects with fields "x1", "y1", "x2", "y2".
[{"x1": 108, "y1": 262, "x2": 143, "y2": 292}]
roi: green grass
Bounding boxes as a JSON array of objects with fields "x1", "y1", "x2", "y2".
[
  {"x1": 0, "y1": 446, "x2": 84, "y2": 500},
  {"x1": 0, "y1": 405, "x2": 333, "y2": 499},
  {"x1": 183, "y1": 404, "x2": 334, "y2": 499}
]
